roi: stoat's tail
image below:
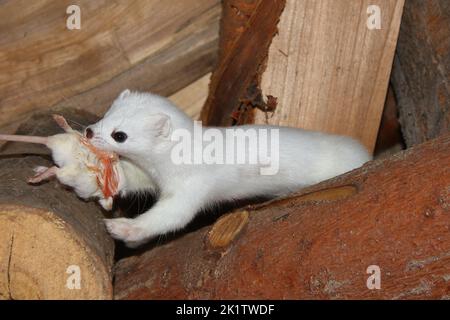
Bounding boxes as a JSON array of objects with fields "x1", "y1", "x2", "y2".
[{"x1": 0, "y1": 134, "x2": 48, "y2": 145}]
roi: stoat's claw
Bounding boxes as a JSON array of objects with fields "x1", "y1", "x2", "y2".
[{"x1": 104, "y1": 218, "x2": 147, "y2": 245}]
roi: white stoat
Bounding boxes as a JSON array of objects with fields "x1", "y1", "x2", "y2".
[{"x1": 84, "y1": 89, "x2": 371, "y2": 247}]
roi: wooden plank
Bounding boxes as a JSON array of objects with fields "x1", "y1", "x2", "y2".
[
  {"x1": 169, "y1": 73, "x2": 211, "y2": 120},
  {"x1": 114, "y1": 133, "x2": 450, "y2": 299},
  {"x1": 254, "y1": 0, "x2": 405, "y2": 153},
  {"x1": 0, "y1": 0, "x2": 220, "y2": 126}
]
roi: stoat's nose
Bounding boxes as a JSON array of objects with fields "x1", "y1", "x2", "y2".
[{"x1": 85, "y1": 127, "x2": 94, "y2": 139}]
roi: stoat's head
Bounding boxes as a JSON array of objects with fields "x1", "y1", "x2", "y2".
[{"x1": 85, "y1": 90, "x2": 189, "y2": 158}]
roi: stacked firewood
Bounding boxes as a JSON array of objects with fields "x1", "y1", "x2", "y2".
[{"x1": 0, "y1": 0, "x2": 448, "y2": 299}]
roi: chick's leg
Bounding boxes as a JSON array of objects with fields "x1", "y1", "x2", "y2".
[{"x1": 28, "y1": 166, "x2": 58, "y2": 184}]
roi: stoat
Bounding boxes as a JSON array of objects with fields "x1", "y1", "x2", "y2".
[{"x1": 83, "y1": 90, "x2": 371, "y2": 247}]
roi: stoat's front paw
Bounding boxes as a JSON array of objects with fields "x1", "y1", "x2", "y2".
[
  {"x1": 104, "y1": 218, "x2": 147, "y2": 246},
  {"x1": 98, "y1": 197, "x2": 113, "y2": 211}
]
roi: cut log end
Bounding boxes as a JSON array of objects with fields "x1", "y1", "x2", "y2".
[
  {"x1": 207, "y1": 210, "x2": 249, "y2": 249},
  {"x1": 0, "y1": 206, "x2": 112, "y2": 299},
  {"x1": 0, "y1": 109, "x2": 114, "y2": 300}
]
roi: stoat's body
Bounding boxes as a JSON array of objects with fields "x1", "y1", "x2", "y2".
[{"x1": 84, "y1": 90, "x2": 371, "y2": 247}]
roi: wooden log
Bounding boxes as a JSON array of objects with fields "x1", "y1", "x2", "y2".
[
  {"x1": 216, "y1": 0, "x2": 260, "y2": 62},
  {"x1": 0, "y1": 110, "x2": 114, "y2": 299},
  {"x1": 114, "y1": 133, "x2": 450, "y2": 299},
  {"x1": 0, "y1": 0, "x2": 220, "y2": 127},
  {"x1": 391, "y1": 0, "x2": 450, "y2": 147},
  {"x1": 201, "y1": 0, "x2": 404, "y2": 153}
]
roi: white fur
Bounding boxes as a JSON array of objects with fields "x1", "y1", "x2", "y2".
[
  {"x1": 46, "y1": 133, "x2": 106, "y2": 201},
  {"x1": 87, "y1": 90, "x2": 372, "y2": 247}
]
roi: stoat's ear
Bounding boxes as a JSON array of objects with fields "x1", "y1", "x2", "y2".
[
  {"x1": 147, "y1": 113, "x2": 172, "y2": 138},
  {"x1": 119, "y1": 89, "x2": 131, "y2": 100}
]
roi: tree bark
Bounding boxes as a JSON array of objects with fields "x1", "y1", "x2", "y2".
[
  {"x1": 0, "y1": 110, "x2": 114, "y2": 299},
  {"x1": 200, "y1": 0, "x2": 286, "y2": 126},
  {"x1": 391, "y1": 0, "x2": 450, "y2": 147},
  {"x1": 115, "y1": 133, "x2": 450, "y2": 299}
]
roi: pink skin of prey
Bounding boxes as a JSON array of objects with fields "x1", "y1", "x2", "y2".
[{"x1": 0, "y1": 134, "x2": 48, "y2": 145}]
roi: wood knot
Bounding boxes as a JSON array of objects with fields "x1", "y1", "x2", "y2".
[
  {"x1": 295, "y1": 185, "x2": 358, "y2": 202},
  {"x1": 207, "y1": 210, "x2": 249, "y2": 249}
]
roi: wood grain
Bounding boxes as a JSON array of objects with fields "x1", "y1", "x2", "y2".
[
  {"x1": 255, "y1": 0, "x2": 405, "y2": 153},
  {"x1": 0, "y1": 0, "x2": 220, "y2": 125}
]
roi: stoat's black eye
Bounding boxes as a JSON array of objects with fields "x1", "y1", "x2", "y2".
[
  {"x1": 85, "y1": 127, "x2": 94, "y2": 139},
  {"x1": 111, "y1": 131, "x2": 128, "y2": 143}
]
